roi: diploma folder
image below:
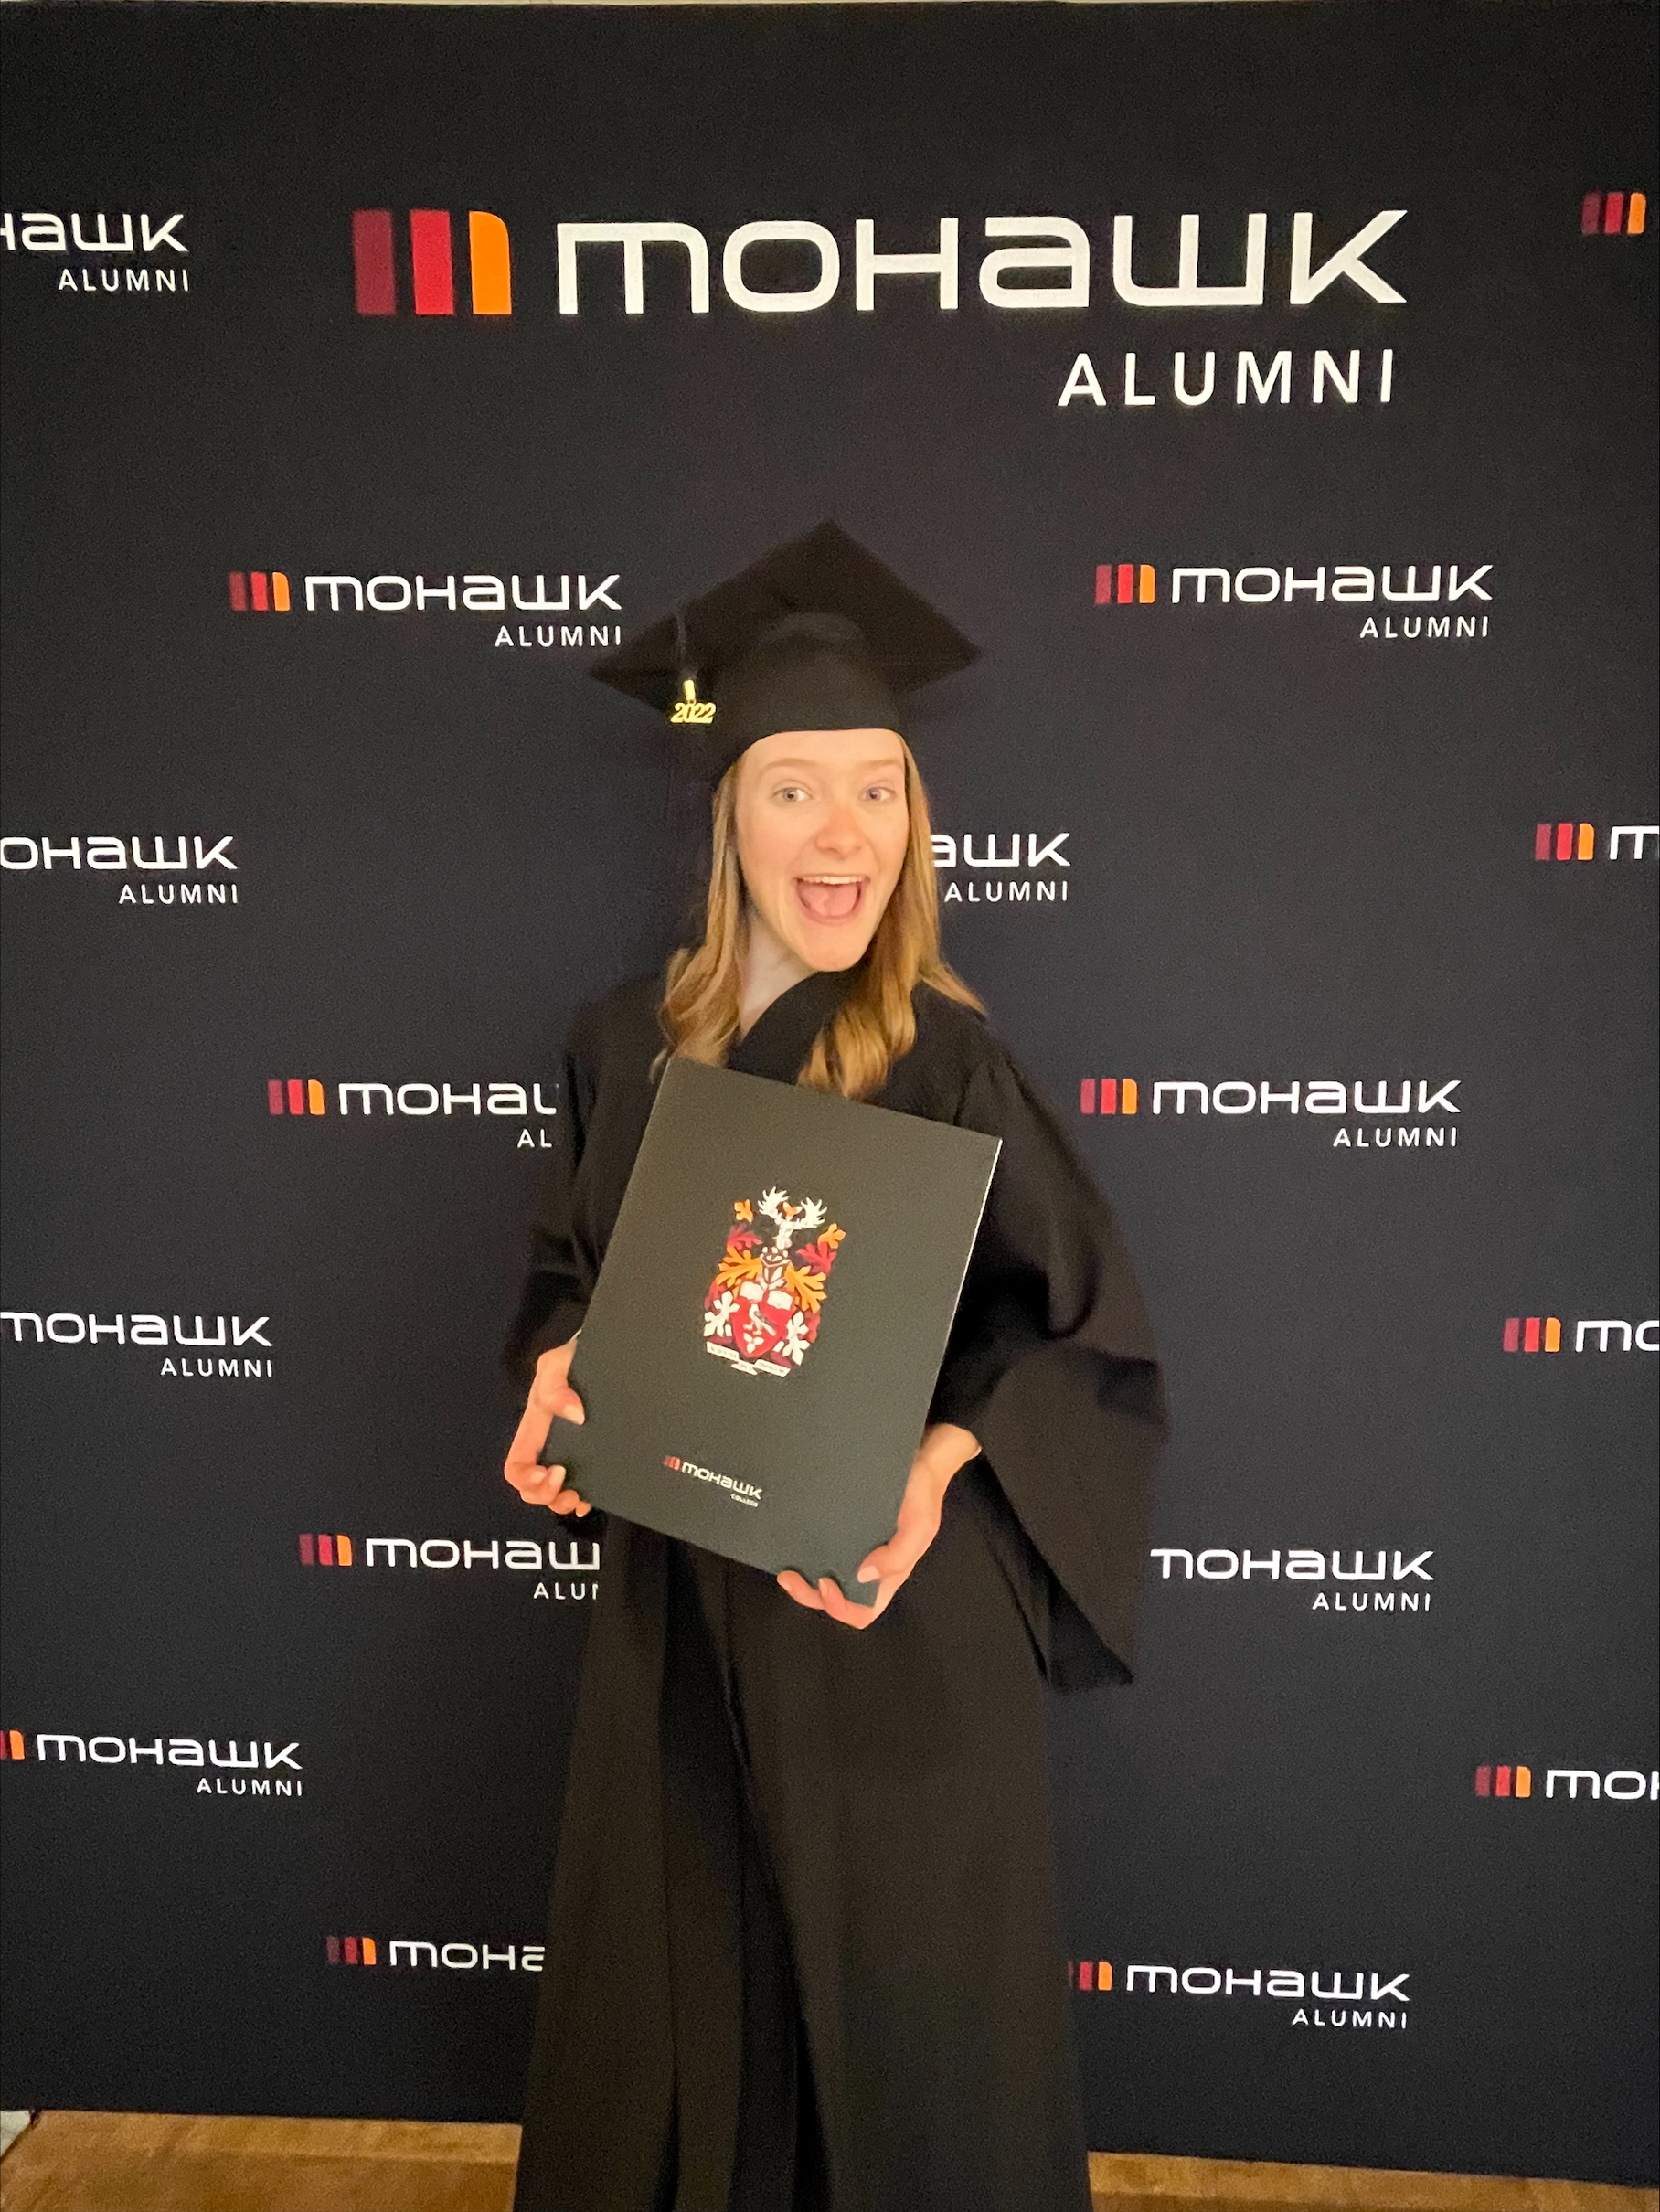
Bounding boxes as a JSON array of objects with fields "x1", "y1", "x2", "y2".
[{"x1": 540, "y1": 1056, "x2": 1000, "y2": 1604}]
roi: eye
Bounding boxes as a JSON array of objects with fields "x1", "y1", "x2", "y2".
[
  {"x1": 772, "y1": 783, "x2": 810, "y2": 803},
  {"x1": 862, "y1": 782, "x2": 899, "y2": 803}
]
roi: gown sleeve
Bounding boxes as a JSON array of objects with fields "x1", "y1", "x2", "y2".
[
  {"x1": 929, "y1": 1045, "x2": 1166, "y2": 1692},
  {"x1": 502, "y1": 1005, "x2": 599, "y2": 1390}
]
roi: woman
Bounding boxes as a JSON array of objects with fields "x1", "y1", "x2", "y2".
[{"x1": 503, "y1": 525, "x2": 1165, "y2": 2212}]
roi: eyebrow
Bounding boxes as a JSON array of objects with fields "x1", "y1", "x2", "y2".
[{"x1": 761, "y1": 757, "x2": 904, "y2": 774}]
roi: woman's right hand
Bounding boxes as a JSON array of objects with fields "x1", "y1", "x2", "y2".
[{"x1": 503, "y1": 1335, "x2": 590, "y2": 1515}]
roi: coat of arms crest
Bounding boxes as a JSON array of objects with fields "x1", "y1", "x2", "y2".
[{"x1": 701, "y1": 1186, "x2": 846, "y2": 1378}]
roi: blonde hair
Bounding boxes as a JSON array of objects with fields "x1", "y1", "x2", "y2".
[{"x1": 659, "y1": 739, "x2": 983, "y2": 1099}]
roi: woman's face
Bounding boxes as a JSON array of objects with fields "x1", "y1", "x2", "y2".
[{"x1": 733, "y1": 726, "x2": 910, "y2": 972}]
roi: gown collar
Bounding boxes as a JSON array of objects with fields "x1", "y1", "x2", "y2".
[{"x1": 727, "y1": 965, "x2": 860, "y2": 1083}]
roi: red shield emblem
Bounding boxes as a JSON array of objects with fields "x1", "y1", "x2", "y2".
[{"x1": 702, "y1": 1186, "x2": 845, "y2": 1379}]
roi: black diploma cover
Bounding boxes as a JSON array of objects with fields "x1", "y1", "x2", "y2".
[{"x1": 539, "y1": 1057, "x2": 1000, "y2": 1602}]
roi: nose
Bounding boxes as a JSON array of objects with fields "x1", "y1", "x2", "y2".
[{"x1": 812, "y1": 803, "x2": 864, "y2": 856}]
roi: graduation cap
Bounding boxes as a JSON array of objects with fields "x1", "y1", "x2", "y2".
[{"x1": 589, "y1": 521, "x2": 978, "y2": 782}]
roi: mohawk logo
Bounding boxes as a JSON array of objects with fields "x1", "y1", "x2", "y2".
[
  {"x1": 1475, "y1": 1762, "x2": 1532, "y2": 1798},
  {"x1": 1079, "y1": 1080, "x2": 1139, "y2": 1116},
  {"x1": 1580, "y1": 190, "x2": 1648, "y2": 237},
  {"x1": 297, "y1": 1531, "x2": 598, "y2": 1601},
  {"x1": 1502, "y1": 1316, "x2": 1658, "y2": 1354},
  {"x1": 1475, "y1": 1763, "x2": 1657, "y2": 1803},
  {"x1": 352, "y1": 209, "x2": 513, "y2": 316},
  {"x1": 227, "y1": 566, "x2": 620, "y2": 651},
  {"x1": 325, "y1": 1932, "x2": 543, "y2": 1972},
  {"x1": 1095, "y1": 563, "x2": 1157, "y2": 606},
  {"x1": 2, "y1": 1730, "x2": 303, "y2": 1796},
  {"x1": 351, "y1": 206, "x2": 1404, "y2": 322},
  {"x1": 1087, "y1": 559, "x2": 1492, "y2": 640},
  {"x1": 1534, "y1": 821, "x2": 1657, "y2": 862},
  {"x1": 228, "y1": 570, "x2": 290, "y2": 612},
  {"x1": 1067, "y1": 1957, "x2": 1412, "y2": 2032},
  {"x1": 664, "y1": 1455, "x2": 763, "y2": 1510},
  {"x1": 271, "y1": 1079, "x2": 326, "y2": 1117},
  {"x1": 264, "y1": 1076, "x2": 559, "y2": 1146},
  {"x1": 1, "y1": 1308, "x2": 272, "y2": 1377},
  {"x1": 0, "y1": 834, "x2": 239, "y2": 906},
  {"x1": 3, "y1": 210, "x2": 188, "y2": 257},
  {"x1": 1, "y1": 835, "x2": 236, "y2": 873},
  {"x1": 2, "y1": 209, "x2": 191, "y2": 298},
  {"x1": 1149, "y1": 1546, "x2": 1435, "y2": 1617},
  {"x1": 931, "y1": 831, "x2": 1071, "y2": 909},
  {"x1": 1077, "y1": 1078, "x2": 1462, "y2": 1151},
  {"x1": 299, "y1": 1534, "x2": 355, "y2": 1567}
]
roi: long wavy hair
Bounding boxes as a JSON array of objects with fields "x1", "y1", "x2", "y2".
[{"x1": 659, "y1": 739, "x2": 983, "y2": 1099}]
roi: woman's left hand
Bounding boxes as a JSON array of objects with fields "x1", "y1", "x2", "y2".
[{"x1": 777, "y1": 1422, "x2": 981, "y2": 1628}]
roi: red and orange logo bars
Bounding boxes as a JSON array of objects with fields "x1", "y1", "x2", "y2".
[
  {"x1": 1474, "y1": 1763, "x2": 1533, "y2": 1799},
  {"x1": 229, "y1": 571, "x2": 291, "y2": 612},
  {"x1": 352, "y1": 210, "x2": 512, "y2": 316},
  {"x1": 1536, "y1": 821, "x2": 1597, "y2": 862},
  {"x1": 1079, "y1": 1079, "x2": 1139, "y2": 1115},
  {"x1": 1069, "y1": 1960, "x2": 1113, "y2": 1991},
  {"x1": 1, "y1": 1730, "x2": 26, "y2": 1761},
  {"x1": 325, "y1": 1935, "x2": 378, "y2": 1965},
  {"x1": 1503, "y1": 1316, "x2": 1561, "y2": 1354},
  {"x1": 270, "y1": 1079, "x2": 325, "y2": 1117},
  {"x1": 298, "y1": 1535, "x2": 355, "y2": 1567},
  {"x1": 1094, "y1": 564, "x2": 1157, "y2": 607},
  {"x1": 1580, "y1": 190, "x2": 1647, "y2": 237}
]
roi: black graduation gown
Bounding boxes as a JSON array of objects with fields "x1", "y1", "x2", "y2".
[{"x1": 505, "y1": 969, "x2": 1165, "y2": 2212}]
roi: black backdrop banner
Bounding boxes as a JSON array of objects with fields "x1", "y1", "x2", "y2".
[{"x1": 1, "y1": 0, "x2": 1655, "y2": 2186}]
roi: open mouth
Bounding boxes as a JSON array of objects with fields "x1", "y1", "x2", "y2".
[{"x1": 794, "y1": 875, "x2": 867, "y2": 924}]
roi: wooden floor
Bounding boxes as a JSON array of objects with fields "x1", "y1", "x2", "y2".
[{"x1": 0, "y1": 2113, "x2": 1654, "y2": 2212}]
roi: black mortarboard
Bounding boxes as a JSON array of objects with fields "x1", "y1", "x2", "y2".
[{"x1": 589, "y1": 521, "x2": 978, "y2": 782}]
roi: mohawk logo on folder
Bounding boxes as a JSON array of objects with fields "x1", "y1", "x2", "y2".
[
  {"x1": 664, "y1": 1454, "x2": 762, "y2": 1509},
  {"x1": 541, "y1": 1058, "x2": 998, "y2": 1601}
]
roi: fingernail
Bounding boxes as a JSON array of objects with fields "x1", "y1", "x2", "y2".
[{"x1": 857, "y1": 1568, "x2": 878, "y2": 1584}]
